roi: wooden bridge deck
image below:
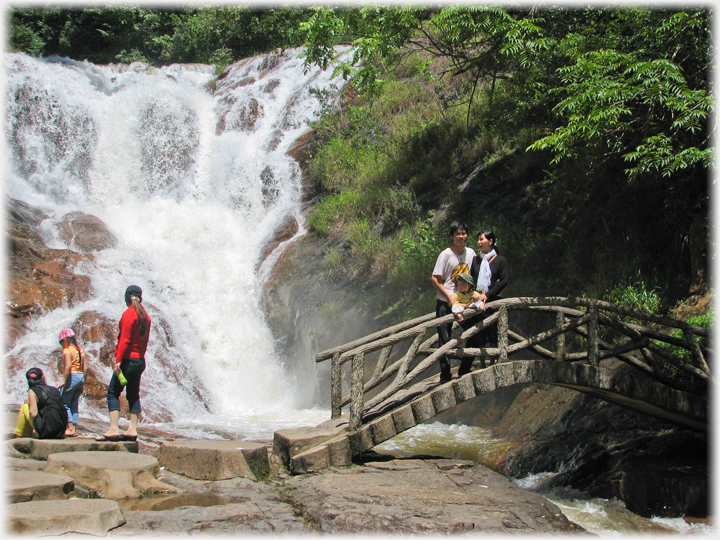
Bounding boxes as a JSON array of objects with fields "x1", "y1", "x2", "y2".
[{"x1": 273, "y1": 297, "x2": 710, "y2": 474}]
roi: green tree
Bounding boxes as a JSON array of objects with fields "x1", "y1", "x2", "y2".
[{"x1": 301, "y1": 6, "x2": 712, "y2": 182}]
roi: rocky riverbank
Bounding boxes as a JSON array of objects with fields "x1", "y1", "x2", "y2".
[{"x1": 7, "y1": 411, "x2": 585, "y2": 535}]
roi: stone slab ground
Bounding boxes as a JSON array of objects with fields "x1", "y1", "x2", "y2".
[
  {"x1": 8, "y1": 499, "x2": 126, "y2": 536},
  {"x1": 7, "y1": 469, "x2": 75, "y2": 503},
  {"x1": 8, "y1": 436, "x2": 138, "y2": 460},
  {"x1": 44, "y1": 450, "x2": 179, "y2": 500}
]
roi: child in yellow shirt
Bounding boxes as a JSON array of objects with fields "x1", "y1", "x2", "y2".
[{"x1": 449, "y1": 273, "x2": 484, "y2": 322}]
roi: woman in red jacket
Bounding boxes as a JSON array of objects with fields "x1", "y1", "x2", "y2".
[{"x1": 99, "y1": 285, "x2": 151, "y2": 442}]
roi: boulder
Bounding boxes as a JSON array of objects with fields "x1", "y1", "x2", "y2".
[
  {"x1": 56, "y1": 211, "x2": 118, "y2": 252},
  {"x1": 7, "y1": 470, "x2": 75, "y2": 502},
  {"x1": 7, "y1": 499, "x2": 126, "y2": 536},
  {"x1": 44, "y1": 451, "x2": 178, "y2": 500},
  {"x1": 154, "y1": 439, "x2": 270, "y2": 481}
]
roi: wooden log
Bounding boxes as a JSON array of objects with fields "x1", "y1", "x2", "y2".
[
  {"x1": 588, "y1": 303, "x2": 599, "y2": 366},
  {"x1": 682, "y1": 327, "x2": 711, "y2": 376},
  {"x1": 498, "y1": 305, "x2": 509, "y2": 363},
  {"x1": 508, "y1": 314, "x2": 590, "y2": 354},
  {"x1": 316, "y1": 312, "x2": 436, "y2": 362},
  {"x1": 331, "y1": 352, "x2": 342, "y2": 419},
  {"x1": 362, "y1": 338, "x2": 458, "y2": 413},
  {"x1": 556, "y1": 311, "x2": 566, "y2": 360},
  {"x1": 366, "y1": 345, "x2": 393, "y2": 388},
  {"x1": 349, "y1": 354, "x2": 365, "y2": 431}
]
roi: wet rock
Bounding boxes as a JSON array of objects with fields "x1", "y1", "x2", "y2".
[
  {"x1": 255, "y1": 213, "x2": 299, "y2": 270},
  {"x1": 56, "y1": 211, "x2": 118, "y2": 252},
  {"x1": 216, "y1": 95, "x2": 261, "y2": 134},
  {"x1": 5, "y1": 198, "x2": 96, "y2": 348},
  {"x1": 479, "y1": 382, "x2": 707, "y2": 518},
  {"x1": 286, "y1": 129, "x2": 315, "y2": 173}
]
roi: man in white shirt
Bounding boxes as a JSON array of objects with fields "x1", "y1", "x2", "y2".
[{"x1": 431, "y1": 221, "x2": 476, "y2": 382}]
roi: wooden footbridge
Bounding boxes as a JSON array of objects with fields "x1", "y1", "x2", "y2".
[{"x1": 273, "y1": 297, "x2": 710, "y2": 474}]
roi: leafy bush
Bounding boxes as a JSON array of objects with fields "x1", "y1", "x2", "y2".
[{"x1": 605, "y1": 277, "x2": 661, "y2": 314}]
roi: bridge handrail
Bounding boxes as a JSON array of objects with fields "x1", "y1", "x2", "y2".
[
  {"x1": 315, "y1": 312, "x2": 436, "y2": 362},
  {"x1": 316, "y1": 297, "x2": 710, "y2": 429},
  {"x1": 316, "y1": 296, "x2": 708, "y2": 364}
]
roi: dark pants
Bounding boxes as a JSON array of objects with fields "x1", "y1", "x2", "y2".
[
  {"x1": 460, "y1": 307, "x2": 498, "y2": 375},
  {"x1": 435, "y1": 299, "x2": 452, "y2": 377},
  {"x1": 107, "y1": 358, "x2": 145, "y2": 414}
]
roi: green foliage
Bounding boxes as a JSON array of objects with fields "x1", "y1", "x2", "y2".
[
  {"x1": 528, "y1": 48, "x2": 713, "y2": 180},
  {"x1": 655, "y1": 311, "x2": 713, "y2": 378},
  {"x1": 8, "y1": 6, "x2": 312, "y2": 66},
  {"x1": 605, "y1": 276, "x2": 661, "y2": 314},
  {"x1": 400, "y1": 219, "x2": 438, "y2": 264},
  {"x1": 301, "y1": 6, "x2": 424, "y2": 95}
]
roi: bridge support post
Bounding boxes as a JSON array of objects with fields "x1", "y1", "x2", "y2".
[
  {"x1": 349, "y1": 353, "x2": 365, "y2": 431},
  {"x1": 331, "y1": 352, "x2": 341, "y2": 419},
  {"x1": 588, "y1": 303, "x2": 599, "y2": 365},
  {"x1": 498, "y1": 305, "x2": 509, "y2": 363},
  {"x1": 555, "y1": 311, "x2": 566, "y2": 360}
]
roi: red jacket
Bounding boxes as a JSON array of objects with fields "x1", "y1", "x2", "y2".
[{"x1": 115, "y1": 306, "x2": 151, "y2": 363}]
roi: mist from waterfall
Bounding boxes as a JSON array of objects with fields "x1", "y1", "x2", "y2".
[{"x1": 5, "y1": 49, "x2": 345, "y2": 439}]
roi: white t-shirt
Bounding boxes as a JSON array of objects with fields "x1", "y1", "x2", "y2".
[{"x1": 432, "y1": 247, "x2": 476, "y2": 301}]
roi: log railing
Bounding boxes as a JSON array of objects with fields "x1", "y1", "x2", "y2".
[{"x1": 315, "y1": 297, "x2": 711, "y2": 431}]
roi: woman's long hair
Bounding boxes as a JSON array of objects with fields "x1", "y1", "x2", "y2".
[
  {"x1": 129, "y1": 296, "x2": 149, "y2": 337},
  {"x1": 64, "y1": 335, "x2": 81, "y2": 351}
]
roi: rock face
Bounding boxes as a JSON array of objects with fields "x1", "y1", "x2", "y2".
[
  {"x1": 5, "y1": 198, "x2": 121, "y2": 403},
  {"x1": 6, "y1": 199, "x2": 95, "y2": 335}
]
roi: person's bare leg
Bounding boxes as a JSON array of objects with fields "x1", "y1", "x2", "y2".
[
  {"x1": 124, "y1": 412, "x2": 138, "y2": 437},
  {"x1": 104, "y1": 410, "x2": 121, "y2": 437},
  {"x1": 65, "y1": 422, "x2": 75, "y2": 436}
]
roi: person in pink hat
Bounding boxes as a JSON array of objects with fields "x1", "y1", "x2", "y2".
[{"x1": 58, "y1": 328, "x2": 87, "y2": 436}]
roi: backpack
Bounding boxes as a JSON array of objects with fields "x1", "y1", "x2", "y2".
[{"x1": 31, "y1": 384, "x2": 68, "y2": 439}]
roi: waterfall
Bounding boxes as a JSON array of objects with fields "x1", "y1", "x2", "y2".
[{"x1": 5, "y1": 49, "x2": 345, "y2": 439}]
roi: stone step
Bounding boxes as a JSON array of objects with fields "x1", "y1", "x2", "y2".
[
  {"x1": 7, "y1": 470, "x2": 75, "y2": 503},
  {"x1": 44, "y1": 450, "x2": 179, "y2": 500},
  {"x1": 8, "y1": 499, "x2": 126, "y2": 536},
  {"x1": 8, "y1": 436, "x2": 138, "y2": 460},
  {"x1": 273, "y1": 424, "x2": 348, "y2": 471},
  {"x1": 154, "y1": 439, "x2": 271, "y2": 481}
]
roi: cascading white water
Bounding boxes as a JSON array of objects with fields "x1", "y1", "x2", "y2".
[{"x1": 5, "y1": 49, "x2": 345, "y2": 439}]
